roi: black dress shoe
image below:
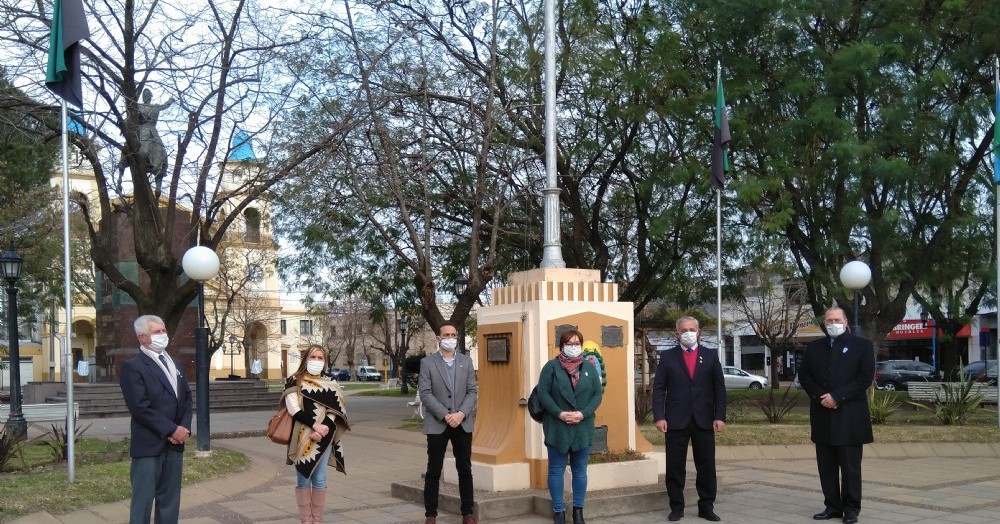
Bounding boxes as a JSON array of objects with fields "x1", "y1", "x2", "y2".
[
  {"x1": 842, "y1": 513, "x2": 858, "y2": 524},
  {"x1": 813, "y1": 508, "x2": 843, "y2": 520},
  {"x1": 697, "y1": 509, "x2": 721, "y2": 521},
  {"x1": 668, "y1": 509, "x2": 684, "y2": 521}
]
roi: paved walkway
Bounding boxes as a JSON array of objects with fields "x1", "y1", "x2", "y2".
[{"x1": 11, "y1": 396, "x2": 1000, "y2": 524}]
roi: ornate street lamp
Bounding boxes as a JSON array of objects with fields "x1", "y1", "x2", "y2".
[
  {"x1": 2, "y1": 244, "x2": 26, "y2": 440},
  {"x1": 839, "y1": 261, "x2": 871, "y2": 337},
  {"x1": 225, "y1": 335, "x2": 242, "y2": 379},
  {"x1": 182, "y1": 245, "x2": 220, "y2": 456},
  {"x1": 454, "y1": 277, "x2": 468, "y2": 355},
  {"x1": 919, "y1": 310, "x2": 938, "y2": 373},
  {"x1": 399, "y1": 317, "x2": 409, "y2": 395}
]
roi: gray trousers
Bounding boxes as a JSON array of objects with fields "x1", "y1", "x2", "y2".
[{"x1": 129, "y1": 448, "x2": 184, "y2": 524}]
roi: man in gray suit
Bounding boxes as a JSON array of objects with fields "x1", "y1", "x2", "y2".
[{"x1": 419, "y1": 322, "x2": 479, "y2": 524}]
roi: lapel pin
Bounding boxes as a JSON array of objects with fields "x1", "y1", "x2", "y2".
[{"x1": 842, "y1": 348, "x2": 848, "y2": 354}]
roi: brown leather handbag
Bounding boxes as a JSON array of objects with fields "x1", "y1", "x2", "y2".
[{"x1": 266, "y1": 406, "x2": 293, "y2": 445}]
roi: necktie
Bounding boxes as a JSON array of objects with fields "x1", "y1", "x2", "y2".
[{"x1": 158, "y1": 354, "x2": 169, "y2": 369}]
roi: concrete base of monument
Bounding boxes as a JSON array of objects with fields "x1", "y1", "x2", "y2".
[
  {"x1": 441, "y1": 456, "x2": 661, "y2": 491},
  {"x1": 391, "y1": 455, "x2": 665, "y2": 520},
  {"x1": 390, "y1": 479, "x2": 667, "y2": 521}
]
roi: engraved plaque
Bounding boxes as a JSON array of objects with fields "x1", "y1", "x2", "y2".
[
  {"x1": 554, "y1": 324, "x2": 578, "y2": 346},
  {"x1": 486, "y1": 335, "x2": 510, "y2": 363},
  {"x1": 601, "y1": 325, "x2": 624, "y2": 347}
]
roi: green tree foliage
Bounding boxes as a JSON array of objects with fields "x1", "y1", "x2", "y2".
[
  {"x1": 275, "y1": 0, "x2": 726, "y2": 326},
  {"x1": 0, "y1": 1, "x2": 347, "y2": 334},
  {"x1": 678, "y1": 0, "x2": 1000, "y2": 349},
  {"x1": 0, "y1": 70, "x2": 63, "y2": 331}
]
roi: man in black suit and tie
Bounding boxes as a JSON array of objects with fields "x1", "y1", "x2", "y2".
[
  {"x1": 799, "y1": 307, "x2": 874, "y2": 524},
  {"x1": 119, "y1": 315, "x2": 193, "y2": 524},
  {"x1": 418, "y1": 322, "x2": 479, "y2": 524},
  {"x1": 652, "y1": 316, "x2": 726, "y2": 522}
]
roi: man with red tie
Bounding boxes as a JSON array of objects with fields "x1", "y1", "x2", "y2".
[{"x1": 652, "y1": 316, "x2": 727, "y2": 522}]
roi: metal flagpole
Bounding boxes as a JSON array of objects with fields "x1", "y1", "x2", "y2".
[
  {"x1": 60, "y1": 100, "x2": 76, "y2": 482},
  {"x1": 540, "y1": 0, "x2": 565, "y2": 269},
  {"x1": 716, "y1": 61, "x2": 725, "y2": 365},
  {"x1": 994, "y1": 56, "x2": 999, "y2": 430}
]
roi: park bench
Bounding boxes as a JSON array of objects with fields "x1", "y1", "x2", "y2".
[
  {"x1": 0, "y1": 402, "x2": 80, "y2": 425},
  {"x1": 907, "y1": 382, "x2": 999, "y2": 404},
  {"x1": 407, "y1": 392, "x2": 423, "y2": 419},
  {"x1": 379, "y1": 378, "x2": 400, "y2": 390}
]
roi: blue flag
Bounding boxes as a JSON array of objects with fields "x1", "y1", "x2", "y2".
[{"x1": 45, "y1": 0, "x2": 91, "y2": 108}]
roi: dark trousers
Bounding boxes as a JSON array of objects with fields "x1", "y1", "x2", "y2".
[
  {"x1": 665, "y1": 422, "x2": 716, "y2": 511},
  {"x1": 424, "y1": 425, "x2": 474, "y2": 517},
  {"x1": 129, "y1": 448, "x2": 184, "y2": 524},
  {"x1": 815, "y1": 443, "x2": 863, "y2": 515}
]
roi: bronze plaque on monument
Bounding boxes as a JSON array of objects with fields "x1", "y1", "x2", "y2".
[
  {"x1": 485, "y1": 335, "x2": 510, "y2": 363},
  {"x1": 601, "y1": 325, "x2": 624, "y2": 347}
]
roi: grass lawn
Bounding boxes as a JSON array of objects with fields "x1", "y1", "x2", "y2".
[
  {"x1": 639, "y1": 392, "x2": 1000, "y2": 446},
  {"x1": 352, "y1": 386, "x2": 414, "y2": 397},
  {"x1": 0, "y1": 437, "x2": 248, "y2": 522}
]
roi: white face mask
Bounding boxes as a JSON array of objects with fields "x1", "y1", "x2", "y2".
[
  {"x1": 562, "y1": 344, "x2": 583, "y2": 358},
  {"x1": 306, "y1": 361, "x2": 325, "y2": 376},
  {"x1": 826, "y1": 323, "x2": 846, "y2": 338},
  {"x1": 149, "y1": 333, "x2": 169, "y2": 353},
  {"x1": 679, "y1": 331, "x2": 698, "y2": 348},
  {"x1": 439, "y1": 338, "x2": 458, "y2": 352}
]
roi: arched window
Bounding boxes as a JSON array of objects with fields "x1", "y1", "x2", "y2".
[{"x1": 243, "y1": 208, "x2": 261, "y2": 243}]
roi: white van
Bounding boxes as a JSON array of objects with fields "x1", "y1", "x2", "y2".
[{"x1": 355, "y1": 365, "x2": 381, "y2": 382}]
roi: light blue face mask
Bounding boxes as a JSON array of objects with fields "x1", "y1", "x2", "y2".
[
  {"x1": 825, "y1": 323, "x2": 846, "y2": 338},
  {"x1": 562, "y1": 344, "x2": 583, "y2": 358}
]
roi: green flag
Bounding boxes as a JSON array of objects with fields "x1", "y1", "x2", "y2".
[
  {"x1": 45, "y1": 0, "x2": 91, "y2": 108},
  {"x1": 711, "y1": 70, "x2": 731, "y2": 190}
]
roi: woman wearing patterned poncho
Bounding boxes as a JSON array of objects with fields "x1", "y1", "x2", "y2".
[{"x1": 281, "y1": 345, "x2": 350, "y2": 523}]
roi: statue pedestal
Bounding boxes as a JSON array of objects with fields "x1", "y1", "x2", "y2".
[{"x1": 458, "y1": 268, "x2": 654, "y2": 491}]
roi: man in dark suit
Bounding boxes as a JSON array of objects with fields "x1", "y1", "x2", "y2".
[
  {"x1": 419, "y1": 322, "x2": 479, "y2": 524},
  {"x1": 798, "y1": 306, "x2": 874, "y2": 524},
  {"x1": 652, "y1": 316, "x2": 726, "y2": 522},
  {"x1": 119, "y1": 315, "x2": 193, "y2": 524}
]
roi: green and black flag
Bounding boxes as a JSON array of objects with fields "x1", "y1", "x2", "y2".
[
  {"x1": 45, "y1": 0, "x2": 91, "y2": 108},
  {"x1": 711, "y1": 67, "x2": 730, "y2": 191}
]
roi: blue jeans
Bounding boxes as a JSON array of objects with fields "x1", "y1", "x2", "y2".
[
  {"x1": 296, "y1": 444, "x2": 332, "y2": 489},
  {"x1": 547, "y1": 445, "x2": 590, "y2": 512}
]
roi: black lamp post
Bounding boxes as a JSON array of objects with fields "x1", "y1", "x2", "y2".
[
  {"x1": 2, "y1": 244, "x2": 26, "y2": 441},
  {"x1": 225, "y1": 335, "x2": 242, "y2": 379},
  {"x1": 919, "y1": 310, "x2": 938, "y2": 373},
  {"x1": 839, "y1": 261, "x2": 871, "y2": 337},
  {"x1": 399, "y1": 317, "x2": 408, "y2": 395},
  {"x1": 182, "y1": 246, "x2": 220, "y2": 456},
  {"x1": 454, "y1": 277, "x2": 468, "y2": 355}
]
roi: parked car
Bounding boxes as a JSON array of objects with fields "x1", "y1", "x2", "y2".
[
  {"x1": 328, "y1": 368, "x2": 351, "y2": 381},
  {"x1": 875, "y1": 360, "x2": 937, "y2": 391},
  {"x1": 960, "y1": 360, "x2": 998, "y2": 385},
  {"x1": 723, "y1": 366, "x2": 768, "y2": 390},
  {"x1": 355, "y1": 365, "x2": 382, "y2": 382}
]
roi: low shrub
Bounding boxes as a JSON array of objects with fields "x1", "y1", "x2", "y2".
[
  {"x1": 868, "y1": 389, "x2": 900, "y2": 424},
  {"x1": 908, "y1": 370, "x2": 986, "y2": 425},
  {"x1": 747, "y1": 384, "x2": 798, "y2": 423},
  {"x1": 589, "y1": 448, "x2": 645, "y2": 464}
]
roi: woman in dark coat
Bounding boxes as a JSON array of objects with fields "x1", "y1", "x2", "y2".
[{"x1": 536, "y1": 329, "x2": 604, "y2": 524}]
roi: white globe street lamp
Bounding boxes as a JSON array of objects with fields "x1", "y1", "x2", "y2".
[
  {"x1": 839, "y1": 260, "x2": 871, "y2": 336},
  {"x1": 182, "y1": 245, "x2": 220, "y2": 456}
]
